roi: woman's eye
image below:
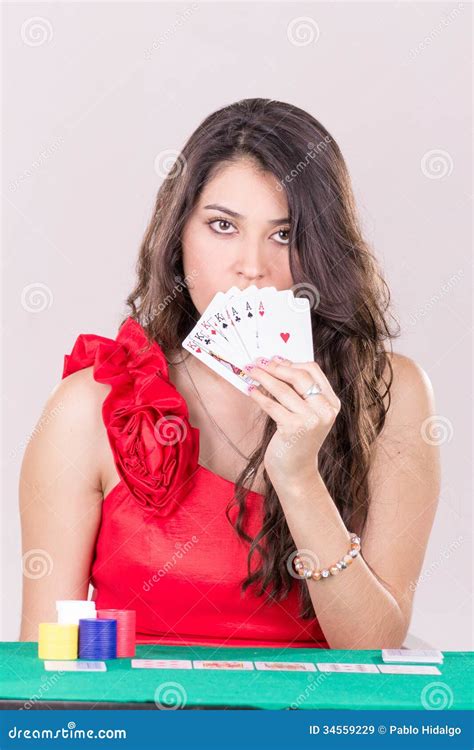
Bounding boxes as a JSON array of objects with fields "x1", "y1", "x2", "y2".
[
  {"x1": 272, "y1": 229, "x2": 290, "y2": 245},
  {"x1": 208, "y1": 219, "x2": 237, "y2": 235},
  {"x1": 207, "y1": 219, "x2": 290, "y2": 244}
]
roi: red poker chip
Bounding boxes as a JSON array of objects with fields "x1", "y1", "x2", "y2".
[{"x1": 97, "y1": 609, "x2": 136, "y2": 657}]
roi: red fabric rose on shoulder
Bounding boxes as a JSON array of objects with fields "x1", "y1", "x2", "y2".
[{"x1": 62, "y1": 317, "x2": 200, "y2": 515}]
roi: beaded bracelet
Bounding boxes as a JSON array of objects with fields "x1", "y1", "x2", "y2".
[{"x1": 293, "y1": 533, "x2": 361, "y2": 581}]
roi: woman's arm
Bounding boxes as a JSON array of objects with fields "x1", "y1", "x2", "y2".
[
  {"x1": 248, "y1": 353, "x2": 441, "y2": 649},
  {"x1": 19, "y1": 367, "x2": 110, "y2": 640}
]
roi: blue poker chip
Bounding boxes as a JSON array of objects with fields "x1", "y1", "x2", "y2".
[{"x1": 78, "y1": 618, "x2": 117, "y2": 660}]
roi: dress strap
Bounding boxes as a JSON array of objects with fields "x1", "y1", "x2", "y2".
[{"x1": 62, "y1": 317, "x2": 200, "y2": 515}]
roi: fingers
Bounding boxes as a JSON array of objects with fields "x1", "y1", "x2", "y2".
[
  {"x1": 278, "y1": 359, "x2": 341, "y2": 412},
  {"x1": 245, "y1": 358, "x2": 339, "y2": 422},
  {"x1": 245, "y1": 363, "x2": 311, "y2": 415},
  {"x1": 247, "y1": 381, "x2": 294, "y2": 424},
  {"x1": 248, "y1": 365, "x2": 338, "y2": 433}
]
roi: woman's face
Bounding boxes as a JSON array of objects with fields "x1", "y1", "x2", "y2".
[{"x1": 181, "y1": 158, "x2": 294, "y2": 315}]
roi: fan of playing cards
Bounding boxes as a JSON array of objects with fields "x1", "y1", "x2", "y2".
[{"x1": 182, "y1": 285, "x2": 314, "y2": 395}]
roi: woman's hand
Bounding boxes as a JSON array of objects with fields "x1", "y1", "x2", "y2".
[{"x1": 245, "y1": 356, "x2": 341, "y2": 484}]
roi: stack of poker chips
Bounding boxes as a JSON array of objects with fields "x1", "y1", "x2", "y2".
[
  {"x1": 38, "y1": 623, "x2": 79, "y2": 660},
  {"x1": 38, "y1": 600, "x2": 96, "y2": 659},
  {"x1": 38, "y1": 600, "x2": 137, "y2": 661},
  {"x1": 97, "y1": 609, "x2": 136, "y2": 657},
  {"x1": 78, "y1": 618, "x2": 117, "y2": 660}
]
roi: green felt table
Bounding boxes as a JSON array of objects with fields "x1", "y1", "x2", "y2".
[{"x1": 0, "y1": 642, "x2": 472, "y2": 710}]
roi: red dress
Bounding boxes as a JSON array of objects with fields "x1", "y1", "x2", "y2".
[{"x1": 62, "y1": 316, "x2": 329, "y2": 648}]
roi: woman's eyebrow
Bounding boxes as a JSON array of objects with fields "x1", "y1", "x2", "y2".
[{"x1": 203, "y1": 203, "x2": 290, "y2": 225}]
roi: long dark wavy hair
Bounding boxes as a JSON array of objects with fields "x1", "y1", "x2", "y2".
[{"x1": 124, "y1": 98, "x2": 400, "y2": 619}]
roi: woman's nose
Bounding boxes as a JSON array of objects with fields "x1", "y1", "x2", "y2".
[{"x1": 235, "y1": 242, "x2": 267, "y2": 280}]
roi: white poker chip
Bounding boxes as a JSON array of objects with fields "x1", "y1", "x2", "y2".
[{"x1": 56, "y1": 599, "x2": 97, "y2": 625}]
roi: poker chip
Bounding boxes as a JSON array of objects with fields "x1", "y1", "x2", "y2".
[
  {"x1": 56, "y1": 599, "x2": 97, "y2": 625},
  {"x1": 78, "y1": 618, "x2": 117, "y2": 660},
  {"x1": 97, "y1": 609, "x2": 136, "y2": 657},
  {"x1": 38, "y1": 623, "x2": 78, "y2": 660}
]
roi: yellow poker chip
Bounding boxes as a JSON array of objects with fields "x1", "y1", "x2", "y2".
[{"x1": 38, "y1": 623, "x2": 78, "y2": 660}]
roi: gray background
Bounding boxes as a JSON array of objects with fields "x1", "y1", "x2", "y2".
[{"x1": 2, "y1": 1, "x2": 472, "y2": 648}]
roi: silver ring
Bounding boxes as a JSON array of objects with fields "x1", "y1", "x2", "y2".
[{"x1": 302, "y1": 382, "x2": 323, "y2": 399}]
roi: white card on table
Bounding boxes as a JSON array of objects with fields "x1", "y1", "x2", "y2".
[
  {"x1": 382, "y1": 649, "x2": 443, "y2": 664},
  {"x1": 255, "y1": 661, "x2": 317, "y2": 672},
  {"x1": 44, "y1": 660, "x2": 106, "y2": 671},
  {"x1": 131, "y1": 659, "x2": 193, "y2": 670},
  {"x1": 378, "y1": 664, "x2": 441, "y2": 675},
  {"x1": 192, "y1": 660, "x2": 254, "y2": 670},
  {"x1": 317, "y1": 662, "x2": 379, "y2": 673}
]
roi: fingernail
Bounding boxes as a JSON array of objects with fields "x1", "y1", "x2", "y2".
[
  {"x1": 272, "y1": 355, "x2": 289, "y2": 362},
  {"x1": 244, "y1": 364, "x2": 255, "y2": 372},
  {"x1": 247, "y1": 384, "x2": 256, "y2": 393},
  {"x1": 257, "y1": 357, "x2": 270, "y2": 366}
]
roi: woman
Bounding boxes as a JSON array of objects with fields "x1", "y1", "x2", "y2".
[{"x1": 19, "y1": 98, "x2": 440, "y2": 649}]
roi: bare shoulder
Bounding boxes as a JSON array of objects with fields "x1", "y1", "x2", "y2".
[
  {"x1": 50, "y1": 365, "x2": 110, "y2": 419},
  {"x1": 364, "y1": 353, "x2": 441, "y2": 636},
  {"x1": 382, "y1": 352, "x2": 435, "y2": 422},
  {"x1": 19, "y1": 367, "x2": 112, "y2": 638},
  {"x1": 22, "y1": 366, "x2": 113, "y2": 493},
  {"x1": 373, "y1": 351, "x2": 441, "y2": 493}
]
